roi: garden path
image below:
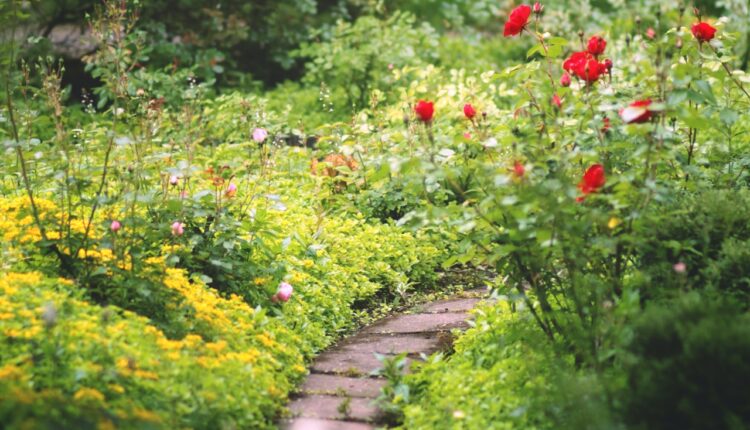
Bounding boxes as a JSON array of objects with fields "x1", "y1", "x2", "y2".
[{"x1": 281, "y1": 287, "x2": 489, "y2": 430}]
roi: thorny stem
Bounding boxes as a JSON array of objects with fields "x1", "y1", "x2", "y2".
[{"x1": 709, "y1": 45, "x2": 750, "y2": 102}]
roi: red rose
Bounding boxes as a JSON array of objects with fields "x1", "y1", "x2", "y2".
[
  {"x1": 578, "y1": 164, "x2": 606, "y2": 196},
  {"x1": 560, "y1": 72, "x2": 571, "y2": 87},
  {"x1": 513, "y1": 161, "x2": 525, "y2": 178},
  {"x1": 601, "y1": 117, "x2": 611, "y2": 133},
  {"x1": 565, "y1": 54, "x2": 606, "y2": 83},
  {"x1": 563, "y1": 51, "x2": 590, "y2": 73},
  {"x1": 503, "y1": 5, "x2": 531, "y2": 37},
  {"x1": 414, "y1": 100, "x2": 435, "y2": 122},
  {"x1": 463, "y1": 103, "x2": 477, "y2": 120},
  {"x1": 691, "y1": 22, "x2": 716, "y2": 43},
  {"x1": 587, "y1": 36, "x2": 607, "y2": 57},
  {"x1": 602, "y1": 59, "x2": 613, "y2": 72},
  {"x1": 619, "y1": 99, "x2": 653, "y2": 124},
  {"x1": 563, "y1": 51, "x2": 607, "y2": 83}
]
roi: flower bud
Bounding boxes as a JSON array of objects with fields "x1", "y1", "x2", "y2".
[
  {"x1": 533, "y1": 2, "x2": 544, "y2": 14},
  {"x1": 560, "y1": 72, "x2": 571, "y2": 87},
  {"x1": 110, "y1": 220, "x2": 122, "y2": 233}
]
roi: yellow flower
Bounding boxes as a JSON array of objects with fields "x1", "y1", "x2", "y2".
[
  {"x1": 108, "y1": 384, "x2": 125, "y2": 394},
  {"x1": 134, "y1": 370, "x2": 159, "y2": 380},
  {"x1": 98, "y1": 419, "x2": 116, "y2": 430},
  {"x1": 608, "y1": 217, "x2": 621, "y2": 229},
  {"x1": 73, "y1": 388, "x2": 106, "y2": 403},
  {"x1": 132, "y1": 408, "x2": 162, "y2": 423},
  {"x1": 0, "y1": 364, "x2": 22, "y2": 379}
]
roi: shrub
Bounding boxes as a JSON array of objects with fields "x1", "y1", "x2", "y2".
[
  {"x1": 620, "y1": 293, "x2": 750, "y2": 430},
  {"x1": 636, "y1": 190, "x2": 750, "y2": 304}
]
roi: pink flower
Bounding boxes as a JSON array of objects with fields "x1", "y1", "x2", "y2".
[
  {"x1": 646, "y1": 27, "x2": 656, "y2": 39},
  {"x1": 225, "y1": 182, "x2": 237, "y2": 198},
  {"x1": 560, "y1": 72, "x2": 571, "y2": 87},
  {"x1": 171, "y1": 221, "x2": 184, "y2": 236},
  {"x1": 110, "y1": 220, "x2": 122, "y2": 233},
  {"x1": 169, "y1": 175, "x2": 179, "y2": 186},
  {"x1": 673, "y1": 262, "x2": 687, "y2": 274},
  {"x1": 253, "y1": 128, "x2": 268, "y2": 143},
  {"x1": 463, "y1": 132, "x2": 472, "y2": 140},
  {"x1": 532, "y1": 2, "x2": 544, "y2": 14},
  {"x1": 272, "y1": 282, "x2": 293, "y2": 303},
  {"x1": 513, "y1": 161, "x2": 525, "y2": 178}
]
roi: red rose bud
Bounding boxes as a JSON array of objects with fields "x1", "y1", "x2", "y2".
[
  {"x1": 463, "y1": 103, "x2": 477, "y2": 120},
  {"x1": 560, "y1": 72, "x2": 571, "y2": 87},
  {"x1": 533, "y1": 2, "x2": 544, "y2": 14},
  {"x1": 602, "y1": 59, "x2": 613, "y2": 72},
  {"x1": 414, "y1": 100, "x2": 435, "y2": 122},
  {"x1": 578, "y1": 164, "x2": 606, "y2": 197},
  {"x1": 552, "y1": 94, "x2": 562, "y2": 109},
  {"x1": 587, "y1": 36, "x2": 607, "y2": 57},
  {"x1": 619, "y1": 99, "x2": 653, "y2": 124},
  {"x1": 513, "y1": 161, "x2": 526, "y2": 178},
  {"x1": 646, "y1": 27, "x2": 656, "y2": 39},
  {"x1": 601, "y1": 117, "x2": 611, "y2": 133},
  {"x1": 691, "y1": 22, "x2": 716, "y2": 43},
  {"x1": 504, "y1": 5, "x2": 531, "y2": 37}
]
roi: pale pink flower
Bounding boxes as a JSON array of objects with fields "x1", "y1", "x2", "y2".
[
  {"x1": 110, "y1": 220, "x2": 122, "y2": 233},
  {"x1": 273, "y1": 282, "x2": 293, "y2": 303},
  {"x1": 169, "y1": 175, "x2": 179, "y2": 186},
  {"x1": 225, "y1": 182, "x2": 237, "y2": 198},
  {"x1": 171, "y1": 221, "x2": 184, "y2": 236},
  {"x1": 253, "y1": 128, "x2": 268, "y2": 143},
  {"x1": 673, "y1": 262, "x2": 686, "y2": 274}
]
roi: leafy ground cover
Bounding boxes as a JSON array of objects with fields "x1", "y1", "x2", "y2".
[{"x1": 2, "y1": 0, "x2": 750, "y2": 429}]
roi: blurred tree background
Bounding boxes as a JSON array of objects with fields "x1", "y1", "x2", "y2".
[{"x1": 2, "y1": 0, "x2": 748, "y2": 102}]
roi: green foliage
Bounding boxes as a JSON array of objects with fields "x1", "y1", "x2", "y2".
[
  {"x1": 636, "y1": 190, "x2": 750, "y2": 303},
  {"x1": 620, "y1": 294, "x2": 750, "y2": 430},
  {"x1": 296, "y1": 12, "x2": 439, "y2": 111},
  {"x1": 392, "y1": 301, "x2": 564, "y2": 430}
]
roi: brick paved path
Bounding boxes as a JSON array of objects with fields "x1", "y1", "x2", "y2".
[{"x1": 281, "y1": 288, "x2": 487, "y2": 430}]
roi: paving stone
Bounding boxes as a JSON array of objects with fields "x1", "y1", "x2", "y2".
[
  {"x1": 311, "y1": 351, "x2": 410, "y2": 375},
  {"x1": 281, "y1": 418, "x2": 374, "y2": 430},
  {"x1": 460, "y1": 286, "x2": 490, "y2": 297},
  {"x1": 300, "y1": 374, "x2": 386, "y2": 398},
  {"x1": 416, "y1": 297, "x2": 482, "y2": 314},
  {"x1": 288, "y1": 395, "x2": 379, "y2": 422},
  {"x1": 360, "y1": 312, "x2": 471, "y2": 335},
  {"x1": 337, "y1": 333, "x2": 440, "y2": 355}
]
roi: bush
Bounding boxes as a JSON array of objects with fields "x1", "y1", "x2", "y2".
[
  {"x1": 636, "y1": 190, "x2": 750, "y2": 304},
  {"x1": 620, "y1": 293, "x2": 750, "y2": 430}
]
